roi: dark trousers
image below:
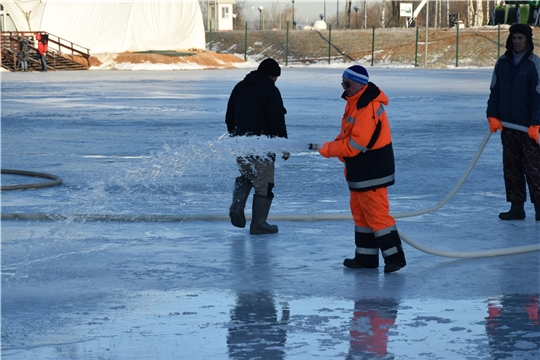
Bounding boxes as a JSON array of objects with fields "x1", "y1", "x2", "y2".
[
  {"x1": 501, "y1": 128, "x2": 540, "y2": 204},
  {"x1": 236, "y1": 156, "x2": 275, "y2": 198},
  {"x1": 40, "y1": 54, "x2": 47, "y2": 71}
]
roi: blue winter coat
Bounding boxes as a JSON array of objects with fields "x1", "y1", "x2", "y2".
[{"x1": 487, "y1": 50, "x2": 540, "y2": 127}]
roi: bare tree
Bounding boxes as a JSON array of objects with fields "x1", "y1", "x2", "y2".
[{"x1": 233, "y1": 1, "x2": 246, "y2": 30}]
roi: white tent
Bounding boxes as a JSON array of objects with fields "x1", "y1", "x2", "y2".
[{"x1": 1, "y1": 0, "x2": 206, "y2": 53}]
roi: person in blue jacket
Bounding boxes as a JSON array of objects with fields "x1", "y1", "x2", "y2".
[{"x1": 487, "y1": 23, "x2": 540, "y2": 221}]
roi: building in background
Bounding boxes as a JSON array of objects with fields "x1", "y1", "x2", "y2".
[{"x1": 207, "y1": 0, "x2": 235, "y2": 31}]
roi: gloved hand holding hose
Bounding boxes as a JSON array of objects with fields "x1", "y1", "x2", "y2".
[
  {"x1": 488, "y1": 117, "x2": 503, "y2": 133},
  {"x1": 528, "y1": 125, "x2": 540, "y2": 144}
]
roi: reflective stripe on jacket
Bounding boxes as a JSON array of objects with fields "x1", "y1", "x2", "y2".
[{"x1": 325, "y1": 82, "x2": 395, "y2": 192}]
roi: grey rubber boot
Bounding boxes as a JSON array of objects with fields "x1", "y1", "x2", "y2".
[
  {"x1": 249, "y1": 195, "x2": 278, "y2": 235},
  {"x1": 499, "y1": 202, "x2": 526, "y2": 220},
  {"x1": 229, "y1": 177, "x2": 252, "y2": 228}
]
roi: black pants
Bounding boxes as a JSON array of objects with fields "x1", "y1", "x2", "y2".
[{"x1": 501, "y1": 128, "x2": 540, "y2": 204}]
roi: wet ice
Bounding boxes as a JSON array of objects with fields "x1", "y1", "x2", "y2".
[{"x1": 1, "y1": 67, "x2": 539, "y2": 359}]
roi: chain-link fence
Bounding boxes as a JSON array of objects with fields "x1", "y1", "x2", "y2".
[{"x1": 208, "y1": 25, "x2": 536, "y2": 68}]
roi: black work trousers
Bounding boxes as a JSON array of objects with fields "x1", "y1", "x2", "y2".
[{"x1": 501, "y1": 128, "x2": 540, "y2": 204}]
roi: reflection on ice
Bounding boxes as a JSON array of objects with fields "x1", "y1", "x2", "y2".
[
  {"x1": 2, "y1": 68, "x2": 539, "y2": 360},
  {"x1": 349, "y1": 298, "x2": 398, "y2": 358},
  {"x1": 227, "y1": 291, "x2": 289, "y2": 360},
  {"x1": 3, "y1": 290, "x2": 537, "y2": 359},
  {"x1": 486, "y1": 295, "x2": 540, "y2": 358}
]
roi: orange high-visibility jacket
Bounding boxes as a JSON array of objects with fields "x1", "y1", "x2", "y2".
[{"x1": 324, "y1": 82, "x2": 395, "y2": 192}]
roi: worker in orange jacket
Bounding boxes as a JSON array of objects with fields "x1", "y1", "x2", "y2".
[{"x1": 310, "y1": 65, "x2": 406, "y2": 273}]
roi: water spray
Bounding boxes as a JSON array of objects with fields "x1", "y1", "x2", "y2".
[{"x1": 2, "y1": 129, "x2": 539, "y2": 259}]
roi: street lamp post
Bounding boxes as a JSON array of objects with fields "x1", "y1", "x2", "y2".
[
  {"x1": 354, "y1": 5, "x2": 359, "y2": 29},
  {"x1": 337, "y1": 0, "x2": 339, "y2": 28},
  {"x1": 292, "y1": 0, "x2": 295, "y2": 29},
  {"x1": 258, "y1": 6, "x2": 263, "y2": 30},
  {"x1": 363, "y1": 0, "x2": 367, "y2": 29}
]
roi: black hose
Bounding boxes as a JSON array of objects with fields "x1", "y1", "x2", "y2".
[{"x1": 1, "y1": 169, "x2": 63, "y2": 190}]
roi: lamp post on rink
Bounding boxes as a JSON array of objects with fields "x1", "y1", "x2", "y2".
[
  {"x1": 354, "y1": 5, "x2": 359, "y2": 29},
  {"x1": 259, "y1": 6, "x2": 263, "y2": 30}
]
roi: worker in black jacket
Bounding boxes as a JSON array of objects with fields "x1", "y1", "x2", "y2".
[{"x1": 225, "y1": 58, "x2": 288, "y2": 235}]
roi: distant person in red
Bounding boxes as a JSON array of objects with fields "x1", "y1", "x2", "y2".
[{"x1": 36, "y1": 33, "x2": 48, "y2": 71}]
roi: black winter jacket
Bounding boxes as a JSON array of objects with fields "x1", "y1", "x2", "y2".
[
  {"x1": 225, "y1": 70, "x2": 287, "y2": 138},
  {"x1": 487, "y1": 50, "x2": 540, "y2": 127}
]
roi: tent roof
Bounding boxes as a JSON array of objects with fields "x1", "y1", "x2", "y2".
[{"x1": 2, "y1": 0, "x2": 206, "y2": 53}]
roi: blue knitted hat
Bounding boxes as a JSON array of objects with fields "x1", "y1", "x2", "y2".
[{"x1": 342, "y1": 65, "x2": 369, "y2": 85}]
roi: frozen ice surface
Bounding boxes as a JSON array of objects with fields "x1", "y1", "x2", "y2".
[{"x1": 1, "y1": 68, "x2": 539, "y2": 359}]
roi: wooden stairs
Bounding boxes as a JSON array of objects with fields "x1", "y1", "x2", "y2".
[{"x1": 1, "y1": 31, "x2": 90, "y2": 72}]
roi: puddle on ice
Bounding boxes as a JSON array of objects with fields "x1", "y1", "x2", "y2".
[{"x1": 2, "y1": 291, "x2": 538, "y2": 359}]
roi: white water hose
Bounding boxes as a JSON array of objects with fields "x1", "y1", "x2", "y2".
[{"x1": 2, "y1": 123, "x2": 539, "y2": 258}]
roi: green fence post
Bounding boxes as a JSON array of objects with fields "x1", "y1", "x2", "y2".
[
  {"x1": 209, "y1": 21, "x2": 213, "y2": 51},
  {"x1": 286, "y1": 22, "x2": 289, "y2": 66},
  {"x1": 371, "y1": 26, "x2": 375, "y2": 66},
  {"x1": 455, "y1": 24, "x2": 459, "y2": 67},
  {"x1": 244, "y1": 22, "x2": 248, "y2": 61},
  {"x1": 328, "y1": 25, "x2": 332, "y2": 64},
  {"x1": 415, "y1": 27, "x2": 419, "y2": 67},
  {"x1": 498, "y1": 24, "x2": 501, "y2": 59}
]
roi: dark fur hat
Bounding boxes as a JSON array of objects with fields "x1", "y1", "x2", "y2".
[
  {"x1": 506, "y1": 23, "x2": 534, "y2": 52},
  {"x1": 257, "y1": 58, "x2": 281, "y2": 77}
]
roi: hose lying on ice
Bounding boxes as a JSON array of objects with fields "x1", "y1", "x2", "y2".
[
  {"x1": 398, "y1": 231, "x2": 539, "y2": 258},
  {"x1": 297, "y1": 128, "x2": 540, "y2": 258},
  {"x1": 1, "y1": 169, "x2": 63, "y2": 190},
  {"x1": 2, "y1": 126, "x2": 538, "y2": 258},
  {"x1": 398, "y1": 124, "x2": 539, "y2": 257}
]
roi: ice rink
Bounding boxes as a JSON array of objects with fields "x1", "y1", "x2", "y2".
[{"x1": 1, "y1": 67, "x2": 539, "y2": 359}]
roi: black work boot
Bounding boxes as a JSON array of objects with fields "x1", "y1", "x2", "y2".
[
  {"x1": 229, "y1": 177, "x2": 252, "y2": 228},
  {"x1": 377, "y1": 230, "x2": 406, "y2": 273},
  {"x1": 343, "y1": 231, "x2": 379, "y2": 269},
  {"x1": 249, "y1": 195, "x2": 278, "y2": 235},
  {"x1": 535, "y1": 204, "x2": 540, "y2": 221},
  {"x1": 499, "y1": 202, "x2": 526, "y2": 220},
  {"x1": 343, "y1": 256, "x2": 379, "y2": 269}
]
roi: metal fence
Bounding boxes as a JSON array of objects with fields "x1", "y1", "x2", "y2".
[{"x1": 207, "y1": 24, "x2": 525, "y2": 68}]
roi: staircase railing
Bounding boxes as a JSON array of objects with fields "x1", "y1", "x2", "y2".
[{"x1": 1, "y1": 31, "x2": 91, "y2": 70}]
